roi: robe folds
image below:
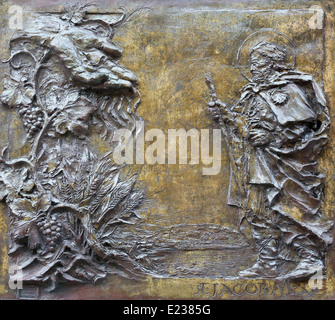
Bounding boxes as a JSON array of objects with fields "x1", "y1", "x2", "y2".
[{"x1": 226, "y1": 71, "x2": 333, "y2": 246}]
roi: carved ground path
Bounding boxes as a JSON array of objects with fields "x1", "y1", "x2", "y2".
[{"x1": 112, "y1": 223, "x2": 256, "y2": 278}]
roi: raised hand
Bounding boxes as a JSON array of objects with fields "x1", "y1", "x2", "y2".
[
  {"x1": 247, "y1": 128, "x2": 272, "y2": 146},
  {"x1": 208, "y1": 99, "x2": 230, "y2": 123}
]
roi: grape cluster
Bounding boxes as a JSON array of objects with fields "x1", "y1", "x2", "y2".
[
  {"x1": 37, "y1": 216, "x2": 63, "y2": 253},
  {"x1": 18, "y1": 105, "x2": 44, "y2": 138}
]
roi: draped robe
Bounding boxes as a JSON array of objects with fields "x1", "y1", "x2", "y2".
[{"x1": 226, "y1": 71, "x2": 333, "y2": 246}]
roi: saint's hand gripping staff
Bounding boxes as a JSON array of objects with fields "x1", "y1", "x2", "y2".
[{"x1": 205, "y1": 73, "x2": 245, "y2": 208}]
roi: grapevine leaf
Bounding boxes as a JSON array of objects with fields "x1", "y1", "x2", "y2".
[
  {"x1": 11, "y1": 218, "x2": 31, "y2": 241},
  {"x1": 10, "y1": 194, "x2": 51, "y2": 246},
  {"x1": 0, "y1": 77, "x2": 35, "y2": 108},
  {"x1": 0, "y1": 165, "x2": 34, "y2": 202},
  {"x1": 53, "y1": 96, "x2": 96, "y2": 138},
  {"x1": 9, "y1": 194, "x2": 51, "y2": 219}
]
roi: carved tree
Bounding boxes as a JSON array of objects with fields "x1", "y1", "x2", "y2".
[{"x1": 0, "y1": 4, "x2": 148, "y2": 291}]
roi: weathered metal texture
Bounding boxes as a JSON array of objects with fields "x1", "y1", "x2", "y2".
[
  {"x1": 208, "y1": 39, "x2": 331, "y2": 279},
  {"x1": 0, "y1": 0, "x2": 334, "y2": 299}
]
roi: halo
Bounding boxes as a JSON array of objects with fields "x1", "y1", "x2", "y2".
[{"x1": 236, "y1": 29, "x2": 296, "y2": 81}]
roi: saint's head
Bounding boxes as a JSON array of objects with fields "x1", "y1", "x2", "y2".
[{"x1": 249, "y1": 41, "x2": 291, "y2": 83}]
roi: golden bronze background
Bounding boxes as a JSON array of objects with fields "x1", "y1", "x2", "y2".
[{"x1": 0, "y1": 0, "x2": 334, "y2": 299}]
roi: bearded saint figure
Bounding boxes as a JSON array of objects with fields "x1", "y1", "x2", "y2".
[{"x1": 208, "y1": 40, "x2": 333, "y2": 279}]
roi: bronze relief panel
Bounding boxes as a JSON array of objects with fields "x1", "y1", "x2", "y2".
[{"x1": 0, "y1": 0, "x2": 334, "y2": 300}]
